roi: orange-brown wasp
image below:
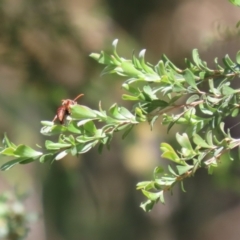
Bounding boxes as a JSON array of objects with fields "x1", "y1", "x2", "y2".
[{"x1": 53, "y1": 93, "x2": 84, "y2": 124}]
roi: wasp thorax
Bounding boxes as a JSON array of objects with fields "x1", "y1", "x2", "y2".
[{"x1": 53, "y1": 94, "x2": 84, "y2": 124}]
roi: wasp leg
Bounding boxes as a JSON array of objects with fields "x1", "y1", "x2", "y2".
[{"x1": 52, "y1": 115, "x2": 58, "y2": 122}]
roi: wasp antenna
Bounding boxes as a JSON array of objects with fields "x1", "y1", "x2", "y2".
[{"x1": 74, "y1": 93, "x2": 84, "y2": 101}]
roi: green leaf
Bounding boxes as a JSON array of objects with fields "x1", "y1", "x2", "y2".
[
  {"x1": 208, "y1": 79, "x2": 220, "y2": 96},
  {"x1": 213, "y1": 146, "x2": 224, "y2": 157},
  {"x1": 19, "y1": 158, "x2": 36, "y2": 164},
  {"x1": 219, "y1": 122, "x2": 227, "y2": 136},
  {"x1": 176, "y1": 165, "x2": 193, "y2": 175},
  {"x1": 76, "y1": 141, "x2": 98, "y2": 154},
  {"x1": 14, "y1": 145, "x2": 42, "y2": 158},
  {"x1": 109, "y1": 104, "x2": 134, "y2": 121},
  {"x1": 39, "y1": 153, "x2": 55, "y2": 163},
  {"x1": 199, "y1": 71, "x2": 206, "y2": 79},
  {"x1": 0, "y1": 147, "x2": 16, "y2": 156},
  {"x1": 199, "y1": 103, "x2": 213, "y2": 115},
  {"x1": 236, "y1": 50, "x2": 240, "y2": 64},
  {"x1": 132, "y1": 51, "x2": 142, "y2": 69},
  {"x1": 89, "y1": 53, "x2": 100, "y2": 61},
  {"x1": 139, "y1": 49, "x2": 156, "y2": 74},
  {"x1": 142, "y1": 190, "x2": 161, "y2": 201},
  {"x1": 192, "y1": 49, "x2": 203, "y2": 68},
  {"x1": 136, "y1": 181, "x2": 152, "y2": 190},
  {"x1": 41, "y1": 121, "x2": 54, "y2": 126},
  {"x1": 76, "y1": 119, "x2": 92, "y2": 127},
  {"x1": 83, "y1": 121, "x2": 97, "y2": 135},
  {"x1": 168, "y1": 165, "x2": 178, "y2": 176},
  {"x1": 162, "y1": 54, "x2": 182, "y2": 72},
  {"x1": 180, "y1": 181, "x2": 186, "y2": 192},
  {"x1": 122, "y1": 125, "x2": 134, "y2": 139},
  {"x1": 228, "y1": 0, "x2": 240, "y2": 7},
  {"x1": 122, "y1": 83, "x2": 140, "y2": 95},
  {"x1": 159, "y1": 191, "x2": 165, "y2": 204},
  {"x1": 109, "y1": 104, "x2": 124, "y2": 120},
  {"x1": 183, "y1": 69, "x2": 198, "y2": 90},
  {"x1": 155, "y1": 60, "x2": 166, "y2": 75},
  {"x1": 142, "y1": 182, "x2": 156, "y2": 191},
  {"x1": 193, "y1": 134, "x2": 212, "y2": 148},
  {"x1": 208, "y1": 164, "x2": 217, "y2": 175},
  {"x1": 120, "y1": 61, "x2": 143, "y2": 77},
  {"x1": 143, "y1": 85, "x2": 157, "y2": 99},
  {"x1": 140, "y1": 200, "x2": 155, "y2": 212},
  {"x1": 186, "y1": 94, "x2": 200, "y2": 104},
  {"x1": 154, "y1": 175, "x2": 176, "y2": 187},
  {"x1": 206, "y1": 96, "x2": 221, "y2": 104},
  {"x1": 176, "y1": 133, "x2": 194, "y2": 151},
  {"x1": 118, "y1": 106, "x2": 135, "y2": 119},
  {"x1": 70, "y1": 105, "x2": 97, "y2": 119},
  {"x1": 65, "y1": 122, "x2": 81, "y2": 133},
  {"x1": 122, "y1": 94, "x2": 139, "y2": 101},
  {"x1": 41, "y1": 125, "x2": 67, "y2": 136},
  {"x1": 45, "y1": 140, "x2": 71, "y2": 150},
  {"x1": 76, "y1": 135, "x2": 97, "y2": 143},
  {"x1": 55, "y1": 150, "x2": 69, "y2": 161},
  {"x1": 0, "y1": 157, "x2": 30, "y2": 171},
  {"x1": 101, "y1": 65, "x2": 118, "y2": 76},
  {"x1": 2, "y1": 133, "x2": 16, "y2": 148},
  {"x1": 222, "y1": 86, "x2": 236, "y2": 95},
  {"x1": 185, "y1": 58, "x2": 194, "y2": 68},
  {"x1": 153, "y1": 166, "x2": 164, "y2": 178},
  {"x1": 231, "y1": 108, "x2": 239, "y2": 117},
  {"x1": 206, "y1": 131, "x2": 214, "y2": 146},
  {"x1": 70, "y1": 146, "x2": 77, "y2": 155},
  {"x1": 214, "y1": 57, "x2": 224, "y2": 70},
  {"x1": 227, "y1": 151, "x2": 234, "y2": 161},
  {"x1": 160, "y1": 143, "x2": 185, "y2": 165},
  {"x1": 98, "y1": 143, "x2": 104, "y2": 154},
  {"x1": 67, "y1": 135, "x2": 75, "y2": 145},
  {"x1": 97, "y1": 52, "x2": 113, "y2": 64},
  {"x1": 112, "y1": 39, "x2": 122, "y2": 62},
  {"x1": 149, "y1": 115, "x2": 159, "y2": 130},
  {"x1": 222, "y1": 54, "x2": 236, "y2": 71}
]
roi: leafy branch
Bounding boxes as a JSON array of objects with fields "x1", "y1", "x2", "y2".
[{"x1": 1, "y1": 35, "x2": 240, "y2": 211}]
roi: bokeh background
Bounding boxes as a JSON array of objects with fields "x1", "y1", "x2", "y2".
[{"x1": 1, "y1": 0, "x2": 240, "y2": 239}]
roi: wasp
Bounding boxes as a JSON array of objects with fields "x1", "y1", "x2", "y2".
[{"x1": 53, "y1": 93, "x2": 84, "y2": 124}]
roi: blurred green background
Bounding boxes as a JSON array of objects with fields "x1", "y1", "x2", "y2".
[{"x1": 1, "y1": 0, "x2": 240, "y2": 239}]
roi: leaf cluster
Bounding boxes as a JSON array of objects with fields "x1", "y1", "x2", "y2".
[{"x1": 1, "y1": 38, "x2": 240, "y2": 211}]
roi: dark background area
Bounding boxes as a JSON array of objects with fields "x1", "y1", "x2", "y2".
[{"x1": 0, "y1": 0, "x2": 240, "y2": 239}]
